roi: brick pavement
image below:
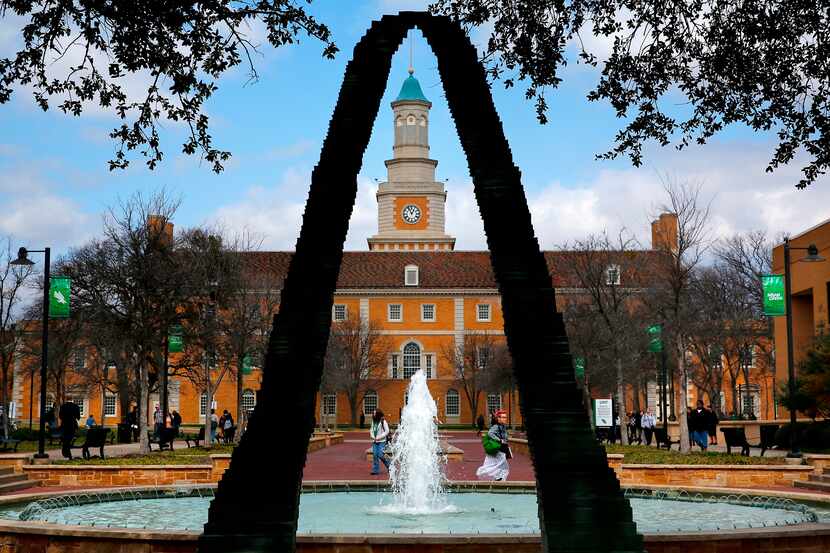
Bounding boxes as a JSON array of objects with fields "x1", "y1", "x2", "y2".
[{"x1": 302, "y1": 430, "x2": 536, "y2": 481}]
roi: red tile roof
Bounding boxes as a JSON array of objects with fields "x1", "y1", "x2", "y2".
[{"x1": 240, "y1": 250, "x2": 663, "y2": 290}]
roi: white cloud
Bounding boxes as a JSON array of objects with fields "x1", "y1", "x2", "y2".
[{"x1": 211, "y1": 168, "x2": 379, "y2": 250}]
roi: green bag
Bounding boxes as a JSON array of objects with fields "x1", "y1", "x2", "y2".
[{"x1": 482, "y1": 434, "x2": 501, "y2": 455}]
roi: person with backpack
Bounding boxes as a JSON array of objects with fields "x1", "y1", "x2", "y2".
[
  {"x1": 476, "y1": 409, "x2": 510, "y2": 481},
  {"x1": 369, "y1": 409, "x2": 390, "y2": 475},
  {"x1": 222, "y1": 410, "x2": 235, "y2": 444}
]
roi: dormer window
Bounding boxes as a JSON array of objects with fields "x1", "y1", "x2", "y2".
[
  {"x1": 405, "y1": 265, "x2": 419, "y2": 286},
  {"x1": 605, "y1": 264, "x2": 621, "y2": 286}
]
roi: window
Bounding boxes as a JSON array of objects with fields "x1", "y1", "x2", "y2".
[
  {"x1": 200, "y1": 393, "x2": 208, "y2": 417},
  {"x1": 390, "y1": 354, "x2": 400, "y2": 379},
  {"x1": 73, "y1": 348, "x2": 86, "y2": 371},
  {"x1": 421, "y1": 304, "x2": 436, "y2": 322},
  {"x1": 322, "y1": 394, "x2": 337, "y2": 416},
  {"x1": 332, "y1": 304, "x2": 347, "y2": 322},
  {"x1": 403, "y1": 342, "x2": 421, "y2": 379},
  {"x1": 476, "y1": 304, "x2": 491, "y2": 322},
  {"x1": 405, "y1": 265, "x2": 419, "y2": 286},
  {"x1": 103, "y1": 395, "x2": 117, "y2": 417},
  {"x1": 605, "y1": 264, "x2": 621, "y2": 285},
  {"x1": 70, "y1": 397, "x2": 85, "y2": 417},
  {"x1": 388, "y1": 304, "x2": 402, "y2": 322},
  {"x1": 363, "y1": 390, "x2": 378, "y2": 416},
  {"x1": 242, "y1": 389, "x2": 256, "y2": 414},
  {"x1": 425, "y1": 354, "x2": 433, "y2": 379},
  {"x1": 445, "y1": 389, "x2": 460, "y2": 417},
  {"x1": 487, "y1": 393, "x2": 502, "y2": 414},
  {"x1": 477, "y1": 347, "x2": 491, "y2": 370}
]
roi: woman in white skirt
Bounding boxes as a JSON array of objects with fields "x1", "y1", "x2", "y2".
[{"x1": 476, "y1": 410, "x2": 510, "y2": 481}]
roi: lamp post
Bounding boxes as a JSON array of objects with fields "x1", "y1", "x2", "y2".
[
  {"x1": 10, "y1": 247, "x2": 50, "y2": 459},
  {"x1": 783, "y1": 238, "x2": 825, "y2": 458}
]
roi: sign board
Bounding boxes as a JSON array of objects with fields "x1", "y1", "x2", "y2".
[
  {"x1": 574, "y1": 357, "x2": 585, "y2": 380},
  {"x1": 49, "y1": 276, "x2": 70, "y2": 318},
  {"x1": 242, "y1": 354, "x2": 253, "y2": 375},
  {"x1": 761, "y1": 274, "x2": 786, "y2": 316},
  {"x1": 7, "y1": 402, "x2": 14, "y2": 419},
  {"x1": 647, "y1": 324, "x2": 663, "y2": 353},
  {"x1": 594, "y1": 398, "x2": 613, "y2": 427},
  {"x1": 168, "y1": 325, "x2": 184, "y2": 353}
]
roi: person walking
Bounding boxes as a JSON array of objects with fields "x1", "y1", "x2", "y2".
[
  {"x1": 707, "y1": 405, "x2": 719, "y2": 445},
  {"x1": 222, "y1": 410, "x2": 235, "y2": 444},
  {"x1": 58, "y1": 400, "x2": 80, "y2": 459},
  {"x1": 209, "y1": 408, "x2": 219, "y2": 445},
  {"x1": 153, "y1": 404, "x2": 163, "y2": 437},
  {"x1": 85, "y1": 414, "x2": 96, "y2": 429},
  {"x1": 689, "y1": 400, "x2": 710, "y2": 451},
  {"x1": 127, "y1": 406, "x2": 139, "y2": 442},
  {"x1": 642, "y1": 409, "x2": 655, "y2": 446},
  {"x1": 476, "y1": 414, "x2": 485, "y2": 436},
  {"x1": 171, "y1": 410, "x2": 182, "y2": 434},
  {"x1": 369, "y1": 409, "x2": 390, "y2": 475},
  {"x1": 476, "y1": 409, "x2": 511, "y2": 481}
]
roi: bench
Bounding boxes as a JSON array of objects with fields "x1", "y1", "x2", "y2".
[
  {"x1": 0, "y1": 437, "x2": 20, "y2": 452},
  {"x1": 653, "y1": 426, "x2": 680, "y2": 450},
  {"x1": 721, "y1": 427, "x2": 752, "y2": 456},
  {"x1": 184, "y1": 427, "x2": 205, "y2": 448},
  {"x1": 758, "y1": 424, "x2": 779, "y2": 457},
  {"x1": 70, "y1": 427, "x2": 110, "y2": 460},
  {"x1": 148, "y1": 428, "x2": 177, "y2": 451}
]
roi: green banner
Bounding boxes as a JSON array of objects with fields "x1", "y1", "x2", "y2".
[
  {"x1": 574, "y1": 357, "x2": 585, "y2": 380},
  {"x1": 242, "y1": 354, "x2": 253, "y2": 375},
  {"x1": 761, "y1": 274, "x2": 786, "y2": 316},
  {"x1": 647, "y1": 324, "x2": 663, "y2": 353},
  {"x1": 49, "y1": 277, "x2": 70, "y2": 318},
  {"x1": 168, "y1": 324, "x2": 183, "y2": 353}
]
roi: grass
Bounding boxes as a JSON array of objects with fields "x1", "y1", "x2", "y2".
[
  {"x1": 53, "y1": 445, "x2": 236, "y2": 466},
  {"x1": 604, "y1": 444, "x2": 787, "y2": 465}
]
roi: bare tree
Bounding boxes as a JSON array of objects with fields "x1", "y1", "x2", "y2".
[
  {"x1": 650, "y1": 180, "x2": 712, "y2": 453},
  {"x1": 321, "y1": 314, "x2": 393, "y2": 426},
  {"x1": 441, "y1": 331, "x2": 504, "y2": 425},
  {"x1": 0, "y1": 237, "x2": 34, "y2": 436},
  {"x1": 479, "y1": 342, "x2": 515, "y2": 426}
]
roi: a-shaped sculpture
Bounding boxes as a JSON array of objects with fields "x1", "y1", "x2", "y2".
[{"x1": 200, "y1": 12, "x2": 644, "y2": 553}]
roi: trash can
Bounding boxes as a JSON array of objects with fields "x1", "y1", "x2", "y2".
[{"x1": 117, "y1": 423, "x2": 132, "y2": 444}]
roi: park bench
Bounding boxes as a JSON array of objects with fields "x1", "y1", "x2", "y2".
[
  {"x1": 721, "y1": 427, "x2": 752, "y2": 456},
  {"x1": 70, "y1": 427, "x2": 110, "y2": 460},
  {"x1": 0, "y1": 437, "x2": 20, "y2": 452},
  {"x1": 184, "y1": 427, "x2": 205, "y2": 448},
  {"x1": 148, "y1": 427, "x2": 177, "y2": 451},
  {"x1": 758, "y1": 424, "x2": 779, "y2": 457},
  {"x1": 653, "y1": 426, "x2": 680, "y2": 450}
]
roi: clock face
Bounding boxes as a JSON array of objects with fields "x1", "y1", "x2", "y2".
[{"x1": 401, "y1": 204, "x2": 421, "y2": 224}]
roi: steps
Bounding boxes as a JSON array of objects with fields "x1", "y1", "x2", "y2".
[
  {"x1": 793, "y1": 467, "x2": 830, "y2": 493},
  {"x1": 0, "y1": 466, "x2": 39, "y2": 494}
]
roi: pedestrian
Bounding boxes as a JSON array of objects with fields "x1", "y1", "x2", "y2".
[
  {"x1": 209, "y1": 408, "x2": 219, "y2": 444},
  {"x1": 634, "y1": 410, "x2": 643, "y2": 444},
  {"x1": 85, "y1": 414, "x2": 96, "y2": 429},
  {"x1": 707, "y1": 405, "x2": 719, "y2": 445},
  {"x1": 153, "y1": 404, "x2": 163, "y2": 437},
  {"x1": 171, "y1": 410, "x2": 182, "y2": 434},
  {"x1": 689, "y1": 400, "x2": 710, "y2": 451},
  {"x1": 217, "y1": 411, "x2": 226, "y2": 442},
  {"x1": 369, "y1": 409, "x2": 390, "y2": 475},
  {"x1": 476, "y1": 413, "x2": 485, "y2": 436},
  {"x1": 58, "y1": 400, "x2": 80, "y2": 459},
  {"x1": 44, "y1": 404, "x2": 57, "y2": 434},
  {"x1": 359, "y1": 412, "x2": 365, "y2": 429},
  {"x1": 642, "y1": 409, "x2": 655, "y2": 446},
  {"x1": 476, "y1": 409, "x2": 511, "y2": 481},
  {"x1": 127, "y1": 406, "x2": 139, "y2": 442},
  {"x1": 222, "y1": 410, "x2": 235, "y2": 444}
]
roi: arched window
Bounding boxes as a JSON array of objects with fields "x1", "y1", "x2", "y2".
[
  {"x1": 363, "y1": 390, "x2": 378, "y2": 416},
  {"x1": 445, "y1": 389, "x2": 460, "y2": 417},
  {"x1": 242, "y1": 389, "x2": 256, "y2": 415},
  {"x1": 403, "y1": 342, "x2": 420, "y2": 379}
]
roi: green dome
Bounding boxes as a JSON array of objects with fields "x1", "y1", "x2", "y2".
[{"x1": 395, "y1": 74, "x2": 429, "y2": 103}]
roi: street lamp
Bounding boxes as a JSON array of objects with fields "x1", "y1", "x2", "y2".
[
  {"x1": 783, "y1": 239, "x2": 825, "y2": 458},
  {"x1": 10, "y1": 247, "x2": 50, "y2": 459}
]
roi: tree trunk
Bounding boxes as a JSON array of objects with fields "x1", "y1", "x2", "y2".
[
  {"x1": 236, "y1": 355, "x2": 244, "y2": 443},
  {"x1": 729, "y1": 372, "x2": 739, "y2": 417},
  {"x1": 138, "y1": 359, "x2": 149, "y2": 454},
  {"x1": 348, "y1": 393, "x2": 358, "y2": 427},
  {"x1": 117, "y1": 365, "x2": 130, "y2": 424},
  {"x1": 677, "y1": 335, "x2": 691, "y2": 453},
  {"x1": 615, "y1": 356, "x2": 628, "y2": 445},
  {"x1": 1, "y1": 365, "x2": 9, "y2": 438}
]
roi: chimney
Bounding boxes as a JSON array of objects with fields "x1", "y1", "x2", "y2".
[
  {"x1": 651, "y1": 213, "x2": 678, "y2": 252},
  {"x1": 147, "y1": 215, "x2": 174, "y2": 246}
]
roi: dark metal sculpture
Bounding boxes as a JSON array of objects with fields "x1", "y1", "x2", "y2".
[{"x1": 199, "y1": 12, "x2": 644, "y2": 553}]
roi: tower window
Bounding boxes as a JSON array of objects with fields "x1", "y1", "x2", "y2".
[
  {"x1": 476, "y1": 304, "x2": 491, "y2": 322},
  {"x1": 388, "y1": 304, "x2": 402, "y2": 322},
  {"x1": 421, "y1": 304, "x2": 435, "y2": 322},
  {"x1": 406, "y1": 115, "x2": 416, "y2": 125},
  {"x1": 405, "y1": 265, "x2": 419, "y2": 286}
]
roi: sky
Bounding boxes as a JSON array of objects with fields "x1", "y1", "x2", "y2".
[{"x1": 1, "y1": 0, "x2": 829, "y2": 261}]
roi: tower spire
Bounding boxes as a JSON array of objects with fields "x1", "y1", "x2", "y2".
[{"x1": 408, "y1": 31, "x2": 414, "y2": 75}]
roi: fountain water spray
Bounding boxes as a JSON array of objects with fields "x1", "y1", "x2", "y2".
[{"x1": 381, "y1": 369, "x2": 453, "y2": 514}]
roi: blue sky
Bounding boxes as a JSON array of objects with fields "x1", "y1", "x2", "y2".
[{"x1": 1, "y1": 0, "x2": 829, "y2": 260}]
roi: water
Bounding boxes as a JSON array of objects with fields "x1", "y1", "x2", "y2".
[
  {"x1": 3, "y1": 491, "x2": 823, "y2": 534},
  {"x1": 381, "y1": 369, "x2": 450, "y2": 514}
]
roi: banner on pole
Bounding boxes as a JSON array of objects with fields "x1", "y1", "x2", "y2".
[
  {"x1": 242, "y1": 354, "x2": 253, "y2": 375},
  {"x1": 168, "y1": 324, "x2": 184, "y2": 353},
  {"x1": 594, "y1": 398, "x2": 613, "y2": 427},
  {"x1": 49, "y1": 276, "x2": 70, "y2": 318},
  {"x1": 647, "y1": 324, "x2": 663, "y2": 353},
  {"x1": 761, "y1": 274, "x2": 786, "y2": 316},
  {"x1": 574, "y1": 357, "x2": 585, "y2": 380}
]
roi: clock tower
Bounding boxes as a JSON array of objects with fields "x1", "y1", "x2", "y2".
[{"x1": 367, "y1": 69, "x2": 455, "y2": 251}]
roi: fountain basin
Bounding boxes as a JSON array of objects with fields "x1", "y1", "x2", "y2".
[
  {"x1": 365, "y1": 440, "x2": 464, "y2": 462},
  {"x1": 0, "y1": 483, "x2": 829, "y2": 552}
]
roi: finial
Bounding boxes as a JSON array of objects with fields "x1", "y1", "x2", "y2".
[
  {"x1": 408, "y1": 66, "x2": 414, "y2": 75},
  {"x1": 408, "y1": 30, "x2": 414, "y2": 75}
]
